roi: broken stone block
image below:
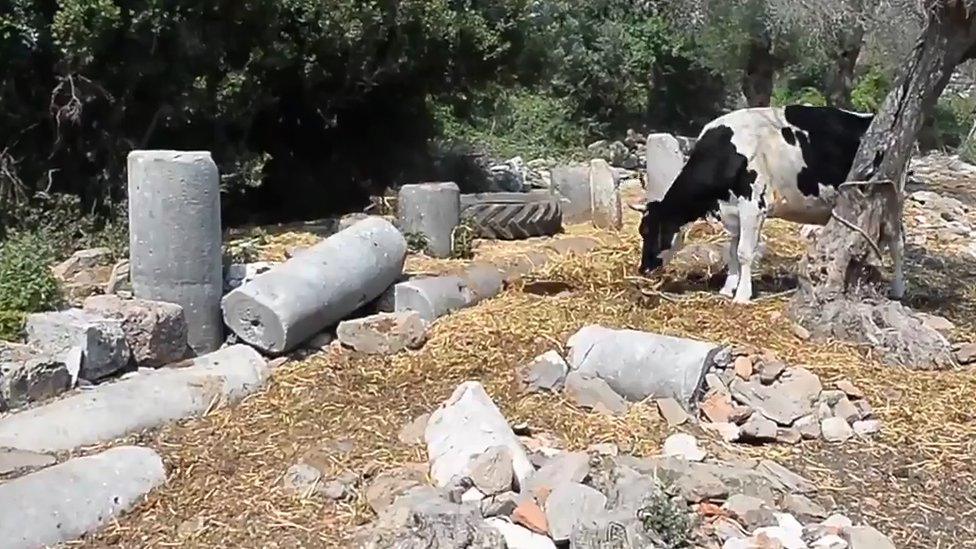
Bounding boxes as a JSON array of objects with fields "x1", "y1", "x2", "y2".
[
  {"x1": 821, "y1": 417, "x2": 854, "y2": 442},
  {"x1": 776, "y1": 428, "x2": 802, "y2": 445},
  {"x1": 52, "y1": 248, "x2": 113, "y2": 281},
  {"x1": 733, "y1": 356, "x2": 753, "y2": 380},
  {"x1": 757, "y1": 460, "x2": 816, "y2": 495},
  {"x1": 571, "y1": 508, "x2": 661, "y2": 548},
  {"x1": 83, "y1": 294, "x2": 188, "y2": 368},
  {"x1": 656, "y1": 397, "x2": 691, "y2": 426},
  {"x1": 397, "y1": 182, "x2": 461, "y2": 259},
  {"x1": 701, "y1": 391, "x2": 736, "y2": 423},
  {"x1": 481, "y1": 492, "x2": 520, "y2": 518},
  {"x1": 740, "y1": 413, "x2": 778, "y2": 442},
  {"x1": 831, "y1": 397, "x2": 861, "y2": 424},
  {"x1": 852, "y1": 419, "x2": 882, "y2": 436},
  {"x1": 0, "y1": 343, "x2": 73, "y2": 411},
  {"x1": 674, "y1": 467, "x2": 728, "y2": 503},
  {"x1": 25, "y1": 309, "x2": 131, "y2": 381},
  {"x1": 424, "y1": 382, "x2": 534, "y2": 489},
  {"x1": 834, "y1": 379, "x2": 864, "y2": 400},
  {"x1": 795, "y1": 415, "x2": 822, "y2": 440},
  {"x1": 589, "y1": 159, "x2": 622, "y2": 230},
  {"x1": 545, "y1": 483, "x2": 607, "y2": 543},
  {"x1": 468, "y1": 446, "x2": 514, "y2": 496},
  {"x1": 336, "y1": 312, "x2": 427, "y2": 355},
  {"x1": 512, "y1": 499, "x2": 548, "y2": 535},
  {"x1": 523, "y1": 451, "x2": 590, "y2": 496},
  {"x1": 644, "y1": 133, "x2": 684, "y2": 202},
  {"x1": 662, "y1": 433, "x2": 706, "y2": 462},
  {"x1": 954, "y1": 342, "x2": 976, "y2": 365},
  {"x1": 781, "y1": 493, "x2": 827, "y2": 522},
  {"x1": 723, "y1": 494, "x2": 776, "y2": 530},
  {"x1": 564, "y1": 372, "x2": 629, "y2": 416},
  {"x1": 731, "y1": 367, "x2": 822, "y2": 426},
  {"x1": 566, "y1": 325, "x2": 719, "y2": 406},
  {"x1": 398, "y1": 413, "x2": 430, "y2": 446},
  {"x1": 759, "y1": 359, "x2": 787, "y2": 385},
  {"x1": 845, "y1": 526, "x2": 895, "y2": 549},
  {"x1": 518, "y1": 351, "x2": 569, "y2": 393},
  {"x1": 551, "y1": 166, "x2": 592, "y2": 225}
]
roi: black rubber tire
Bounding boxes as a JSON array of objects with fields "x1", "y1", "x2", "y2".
[{"x1": 460, "y1": 191, "x2": 563, "y2": 240}]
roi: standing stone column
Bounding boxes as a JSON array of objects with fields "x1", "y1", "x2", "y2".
[
  {"x1": 551, "y1": 166, "x2": 592, "y2": 224},
  {"x1": 589, "y1": 159, "x2": 622, "y2": 230},
  {"x1": 645, "y1": 133, "x2": 685, "y2": 202},
  {"x1": 128, "y1": 151, "x2": 223, "y2": 355},
  {"x1": 397, "y1": 183, "x2": 460, "y2": 258}
]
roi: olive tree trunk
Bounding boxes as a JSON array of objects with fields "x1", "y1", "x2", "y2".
[
  {"x1": 790, "y1": 0, "x2": 976, "y2": 370},
  {"x1": 827, "y1": 27, "x2": 865, "y2": 109},
  {"x1": 741, "y1": 35, "x2": 784, "y2": 107}
]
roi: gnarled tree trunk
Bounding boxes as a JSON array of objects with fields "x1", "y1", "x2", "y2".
[
  {"x1": 827, "y1": 27, "x2": 865, "y2": 109},
  {"x1": 741, "y1": 34, "x2": 784, "y2": 107},
  {"x1": 790, "y1": 0, "x2": 976, "y2": 370}
]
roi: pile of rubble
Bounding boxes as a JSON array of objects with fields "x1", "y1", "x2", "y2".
[{"x1": 335, "y1": 381, "x2": 895, "y2": 549}]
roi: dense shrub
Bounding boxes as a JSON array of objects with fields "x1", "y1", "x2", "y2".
[
  {"x1": 0, "y1": 230, "x2": 62, "y2": 315},
  {"x1": 0, "y1": 192, "x2": 128, "y2": 260},
  {"x1": 0, "y1": 310, "x2": 25, "y2": 342},
  {"x1": 851, "y1": 66, "x2": 892, "y2": 112}
]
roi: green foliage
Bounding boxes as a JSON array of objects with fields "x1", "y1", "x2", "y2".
[
  {"x1": 451, "y1": 220, "x2": 476, "y2": 260},
  {"x1": 638, "y1": 489, "x2": 695, "y2": 548},
  {"x1": 851, "y1": 66, "x2": 891, "y2": 112},
  {"x1": 772, "y1": 86, "x2": 828, "y2": 107},
  {"x1": 404, "y1": 232, "x2": 430, "y2": 255},
  {"x1": 928, "y1": 94, "x2": 976, "y2": 151},
  {"x1": 0, "y1": 310, "x2": 25, "y2": 342},
  {"x1": 0, "y1": 193, "x2": 128, "y2": 261},
  {"x1": 0, "y1": 230, "x2": 62, "y2": 314}
]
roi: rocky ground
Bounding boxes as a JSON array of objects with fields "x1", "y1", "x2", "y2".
[{"x1": 25, "y1": 153, "x2": 974, "y2": 548}]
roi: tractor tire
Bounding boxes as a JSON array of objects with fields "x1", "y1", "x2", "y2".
[{"x1": 460, "y1": 191, "x2": 563, "y2": 240}]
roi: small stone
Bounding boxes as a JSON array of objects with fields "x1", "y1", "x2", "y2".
[
  {"x1": 176, "y1": 515, "x2": 206, "y2": 538},
  {"x1": 519, "y1": 351, "x2": 569, "y2": 393},
  {"x1": 854, "y1": 400, "x2": 874, "y2": 420},
  {"x1": 760, "y1": 359, "x2": 787, "y2": 385},
  {"x1": 734, "y1": 356, "x2": 754, "y2": 380},
  {"x1": 656, "y1": 397, "x2": 691, "y2": 426},
  {"x1": 523, "y1": 452, "x2": 590, "y2": 495},
  {"x1": 564, "y1": 372, "x2": 629, "y2": 416},
  {"x1": 852, "y1": 420, "x2": 882, "y2": 436},
  {"x1": 321, "y1": 478, "x2": 354, "y2": 501},
  {"x1": 283, "y1": 463, "x2": 323, "y2": 496},
  {"x1": 52, "y1": 248, "x2": 113, "y2": 280},
  {"x1": 918, "y1": 313, "x2": 955, "y2": 335},
  {"x1": 729, "y1": 406, "x2": 754, "y2": 425},
  {"x1": 834, "y1": 380, "x2": 864, "y2": 400},
  {"x1": 365, "y1": 467, "x2": 427, "y2": 513},
  {"x1": 845, "y1": 526, "x2": 895, "y2": 549},
  {"x1": 817, "y1": 401, "x2": 834, "y2": 421},
  {"x1": 481, "y1": 491, "x2": 520, "y2": 518},
  {"x1": 468, "y1": 446, "x2": 514, "y2": 496},
  {"x1": 663, "y1": 433, "x2": 706, "y2": 462},
  {"x1": 758, "y1": 460, "x2": 817, "y2": 495},
  {"x1": 545, "y1": 483, "x2": 608, "y2": 542},
  {"x1": 821, "y1": 514, "x2": 854, "y2": 531},
  {"x1": 811, "y1": 535, "x2": 848, "y2": 549},
  {"x1": 780, "y1": 494, "x2": 827, "y2": 522},
  {"x1": 702, "y1": 391, "x2": 736, "y2": 423},
  {"x1": 831, "y1": 398, "x2": 861, "y2": 424},
  {"x1": 484, "y1": 518, "x2": 557, "y2": 549},
  {"x1": 723, "y1": 494, "x2": 776, "y2": 530},
  {"x1": 706, "y1": 373, "x2": 729, "y2": 393},
  {"x1": 0, "y1": 448, "x2": 56, "y2": 475},
  {"x1": 792, "y1": 324, "x2": 811, "y2": 340},
  {"x1": 819, "y1": 390, "x2": 845, "y2": 406},
  {"x1": 397, "y1": 413, "x2": 430, "y2": 445},
  {"x1": 704, "y1": 422, "x2": 742, "y2": 443},
  {"x1": 336, "y1": 312, "x2": 427, "y2": 355},
  {"x1": 775, "y1": 428, "x2": 802, "y2": 445},
  {"x1": 0, "y1": 343, "x2": 73, "y2": 410},
  {"x1": 587, "y1": 442, "x2": 619, "y2": 456},
  {"x1": 741, "y1": 414, "x2": 778, "y2": 442},
  {"x1": 795, "y1": 415, "x2": 822, "y2": 440},
  {"x1": 461, "y1": 486, "x2": 486, "y2": 503},
  {"x1": 512, "y1": 500, "x2": 549, "y2": 535},
  {"x1": 821, "y1": 418, "x2": 854, "y2": 442},
  {"x1": 25, "y1": 309, "x2": 131, "y2": 381},
  {"x1": 955, "y1": 342, "x2": 976, "y2": 365},
  {"x1": 675, "y1": 469, "x2": 728, "y2": 503}
]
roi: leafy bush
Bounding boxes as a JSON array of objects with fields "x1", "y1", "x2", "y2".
[
  {"x1": 772, "y1": 86, "x2": 828, "y2": 107},
  {"x1": 851, "y1": 66, "x2": 892, "y2": 112},
  {"x1": 0, "y1": 230, "x2": 62, "y2": 315},
  {"x1": 0, "y1": 310, "x2": 25, "y2": 342},
  {"x1": 639, "y1": 490, "x2": 695, "y2": 548}
]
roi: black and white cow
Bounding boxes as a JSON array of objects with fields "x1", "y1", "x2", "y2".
[{"x1": 633, "y1": 105, "x2": 904, "y2": 304}]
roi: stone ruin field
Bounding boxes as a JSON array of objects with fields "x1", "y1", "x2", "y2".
[{"x1": 1, "y1": 146, "x2": 976, "y2": 549}]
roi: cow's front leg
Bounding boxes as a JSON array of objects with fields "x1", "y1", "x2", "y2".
[
  {"x1": 733, "y1": 198, "x2": 765, "y2": 305},
  {"x1": 720, "y1": 209, "x2": 740, "y2": 297}
]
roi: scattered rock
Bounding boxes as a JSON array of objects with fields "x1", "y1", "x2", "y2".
[
  {"x1": 831, "y1": 398, "x2": 861, "y2": 424},
  {"x1": 811, "y1": 534, "x2": 849, "y2": 548},
  {"x1": 656, "y1": 397, "x2": 691, "y2": 426},
  {"x1": 821, "y1": 514, "x2": 854, "y2": 532},
  {"x1": 587, "y1": 442, "x2": 619, "y2": 456},
  {"x1": 512, "y1": 499, "x2": 548, "y2": 535},
  {"x1": 794, "y1": 415, "x2": 822, "y2": 440},
  {"x1": 780, "y1": 493, "x2": 826, "y2": 522},
  {"x1": 336, "y1": 312, "x2": 427, "y2": 355},
  {"x1": 83, "y1": 294, "x2": 188, "y2": 368},
  {"x1": 321, "y1": 472, "x2": 357, "y2": 501},
  {"x1": 0, "y1": 342, "x2": 73, "y2": 411},
  {"x1": 757, "y1": 460, "x2": 816, "y2": 495},
  {"x1": 484, "y1": 518, "x2": 556, "y2": 549},
  {"x1": 284, "y1": 463, "x2": 324, "y2": 496},
  {"x1": 25, "y1": 309, "x2": 131, "y2": 381},
  {"x1": 852, "y1": 420, "x2": 882, "y2": 437},
  {"x1": 732, "y1": 368, "x2": 821, "y2": 426},
  {"x1": 104, "y1": 259, "x2": 131, "y2": 295},
  {"x1": 702, "y1": 391, "x2": 736, "y2": 423},
  {"x1": 845, "y1": 525, "x2": 896, "y2": 549},
  {"x1": 52, "y1": 248, "x2": 113, "y2": 280},
  {"x1": 663, "y1": 433, "x2": 706, "y2": 462},
  {"x1": 955, "y1": 342, "x2": 976, "y2": 365},
  {"x1": 854, "y1": 400, "x2": 874, "y2": 420},
  {"x1": 834, "y1": 380, "x2": 864, "y2": 400},
  {"x1": 398, "y1": 413, "x2": 430, "y2": 445},
  {"x1": 570, "y1": 508, "x2": 662, "y2": 547},
  {"x1": 792, "y1": 324, "x2": 811, "y2": 341},
  {"x1": 775, "y1": 428, "x2": 802, "y2": 445},
  {"x1": 918, "y1": 313, "x2": 955, "y2": 335},
  {"x1": 821, "y1": 418, "x2": 854, "y2": 443},
  {"x1": 704, "y1": 422, "x2": 742, "y2": 443},
  {"x1": 424, "y1": 382, "x2": 534, "y2": 488},
  {"x1": 468, "y1": 446, "x2": 514, "y2": 496},
  {"x1": 545, "y1": 483, "x2": 608, "y2": 542},
  {"x1": 759, "y1": 360, "x2": 787, "y2": 385},
  {"x1": 734, "y1": 356, "x2": 754, "y2": 380},
  {"x1": 523, "y1": 452, "x2": 590, "y2": 496},
  {"x1": 519, "y1": 351, "x2": 569, "y2": 393},
  {"x1": 723, "y1": 494, "x2": 776, "y2": 530},
  {"x1": 0, "y1": 447, "x2": 56, "y2": 476},
  {"x1": 365, "y1": 467, "x2": 427, "y2": 513},
  {"x1": 740, "y1": 414, "x2": 778, "y2": 442},
  {"x1": 674, "y1": 468, "x2": 729, "y2": 503},
  {"x1": 564, "y1": 372, "x2": 630, "y2": 416},
  {"x1": 481, "y1": 491, "x2": 520, "y2": 518}
]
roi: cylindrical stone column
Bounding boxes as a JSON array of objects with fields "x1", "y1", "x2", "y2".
[
  {"x1": 128, "y1": 150, "x2": 223, "y2": 355},
  {"x1": 221, "y1": 217, "x2": 407, "y2": 353},
  {"x1": 397, "y1": 182, "x2": 460, "y2": 258}
]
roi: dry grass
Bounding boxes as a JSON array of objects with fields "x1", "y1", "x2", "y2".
[{"x1": 77, "y1": 182, "x2": 976, "y2": 548}]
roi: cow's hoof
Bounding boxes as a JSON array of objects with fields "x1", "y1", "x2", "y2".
[
  {"x1": 731, "y1": 296, "x2": 753, "y2": 305},
  {"x1": 719, "y1": 287, "x2": 735, "y2": 298}
]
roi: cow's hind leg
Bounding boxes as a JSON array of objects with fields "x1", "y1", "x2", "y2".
[
  {"x1": 733, "y1": 198, "x2": 766, "y2": 304},
  {"x1": 719, "y1": 206, "x2": 741, "y2": 297}
]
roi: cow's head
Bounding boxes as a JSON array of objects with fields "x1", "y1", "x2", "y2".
[{"x1": 632, "y1": 202, "x2": 684, "y2": 276}]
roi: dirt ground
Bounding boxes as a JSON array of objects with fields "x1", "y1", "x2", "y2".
[{"x1": 77, "y1": 174, "x2": 976, "y2": 548}]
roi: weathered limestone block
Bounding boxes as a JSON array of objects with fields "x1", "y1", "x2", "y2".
[
  {"x1": 25, "y1": 309, "x2": 130, "y2": 381},
  {"x1": 397, "y1": 183, "x2": 461, "y2": 258},
  {"x1": 83, "y1": 294, "x2": 187, "y2": 368}
]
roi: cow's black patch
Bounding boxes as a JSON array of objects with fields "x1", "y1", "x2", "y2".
[
  {"x1": 781, "y1": 127, "x2": 796, "y2": 146},
  {"x1": 784, "y1": 105, "x2": 872, "y2": 197},
  {"x1": 638, "y1": 125, "x2": 753, "y2": 273}
]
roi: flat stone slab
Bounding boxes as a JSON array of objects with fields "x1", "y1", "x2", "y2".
[
  {"x1": 0, "y1": 345, "x2": 268, "y2": 453},
  {"x1": 0, "y1": 446, "x2": 165, "y2": 548},
  {"x1": 336, "y1": 312, "x2": 427, "y2": 355}
]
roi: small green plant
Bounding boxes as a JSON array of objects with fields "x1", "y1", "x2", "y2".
[
  {"x1": 0, "y1": 230, "x2": 63, "y2": 314},
  {"x1": 0, "y1": 310, "x2": 25, "y2": 342},
  {"x1": 451, "y1": 220, "x2": 476, "y2": 260},
  {"x1": 404, "y1": 232, "x2": 430, "y2": 255},
  {"x1": 851, "y1": 66, "x2": 891, "y2": 113},
  {"x1": 638, "y1": 489, "x2": 695, "y2": 548},
  {"x1": 771, "y1": 86, "x2": 828, "y2": 107},
  {"x1": 224, "y1": 229, "x2": 270, "y2": 264}
]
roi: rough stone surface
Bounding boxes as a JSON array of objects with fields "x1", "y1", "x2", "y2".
[
  {"x1": 832, "y1": 397, "x2": 861, "y2": 424},
  {"x1": 795, "y1": 415, "x2": 822, "y2": 440},
  {"x1": 674, "y1": 467, "x2": 729, "y2": 503},
  {"x1": 484, "y1": 518, "x2": 556, "y2": 549},
  {"x1": 223, "y1": 217, "x2": 407, "y2": 353},
  {"x1": 551, "y1": 166, "x2": 593, "y2": 224},
  {"x1": 566, "y1": 325, "x2": 718, "y2": 405},
  {"x1": 852, "y1": 419, "x2": 882, "y2": 436},
  {"x1": 523, "y1": 451, "x2": 590, "y2": 496},
  {"x1": 52, "y1": 248, "x2": 113, "y2": 281},
  {"x1": 731, "y1": 368, "x2": 822, "y2": 426},
  {"x1": 821, "y1": 417, "x2": 855, "y2": 442},
  {"x1": 757, "y1": 460, "x2": 816, "y2": 495},
  {"x1": 468, "y1": 446, "x2": 514, "y2": 496},
  {"x1": 83, "y1": 294, "x2": 188, "y2": 368},
  {"x1": 398, "y1": 413, "x2": 430, "y2": 445},
  {"x1": 656, "y1": 397, "x2": 691, "y2": 426},
  {"x1": 365, "y1": 467, "x2": 427, "y2": 513},
  {"x1": 336, "y1": 312, "x2": 427, "y2": 355},
  {"x1": 0, "y1": 345, "x2": 268, "y2": 453},
  {"x1": 563, "y1": 372, "x2": 629, "y2": 416},
  {"x1": 955, "y1": 342, "x2": 976, "y2": 365},
  {"x1": 397, "y1": 183, "x2": 461, "y2": 258},
  {"x1": 284, "y1": 463, "x2": 326, "y2": 496},
  {"x1": 25, "y1": 309, "x2": 131, "y2": 381},
  {"x1": 740, "y1": 413, "x2": 778, "y2": 442},
  {"x1": 663, "y1": 433, "x2": 706, "y2": 462},
  {"x1": 0, "y1": 343, "x2": 73, "y2": 411},
  {"x1": 481, "y1": 492, "x2": 520, "y2": 518},
  {"x1": 723, "y1": 494, "x2": 776, "y2": 530},
  {"x1": 545, "y1": 483, "x2": 608, "y2": 542},
  {"x1": 0, "y1": 448, "x2": 56, "y2": 476},
  {"x1": 571, "y1": 508, "x2": 661, "y2": 548},
  {"x1": 394, "y1": 266, "x2": 503, "y2": 323},
  {"x1": 512, "y1": 500, "x2": 548, "y2": 534},
  {"x1": 0, "y1": 446, "x2": 165, "y2": 549},
  {"x1": 644, "y1": 133, "x2": 684, "y2": 202},
  {"x1": 425, "y1": 382, "x2": 534, "y2": 488},
  {"x1": 781, "y1": 493, "x2": 827, "y2": 522},
  {"x1": 518, "y1": 351, "x2": 569, "y2": 393},
  {"x1": 845, "y1": 526, "x2": 896, "y2": 549},
  {"x1": 589, "y1": 159, "x2": 622, "y2": 230},
  {"x1": 128, "y1": 150, "x2": 224, "y2": 354}
]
